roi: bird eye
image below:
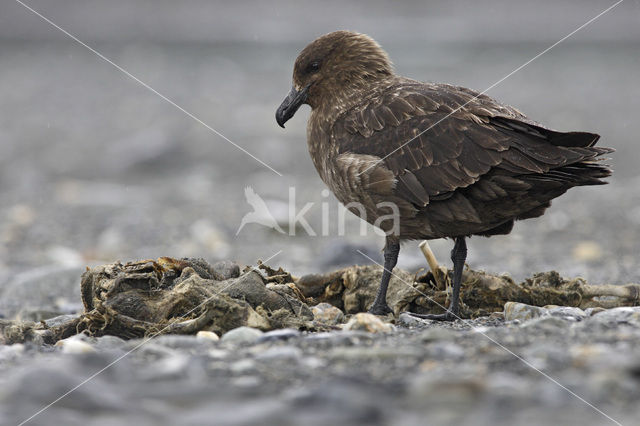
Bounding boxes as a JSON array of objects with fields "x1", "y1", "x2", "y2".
[{"x1": 306, "y1": 61, "x2": 320, "y2": 73}]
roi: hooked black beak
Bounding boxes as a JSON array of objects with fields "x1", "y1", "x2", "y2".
[{"x1": 276, "y1": 85, "x2": 308, "y2": 128}]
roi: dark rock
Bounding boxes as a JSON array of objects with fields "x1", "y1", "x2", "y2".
[{"x1": 222, "y1": 326, "x2": 264, "y2": 344}]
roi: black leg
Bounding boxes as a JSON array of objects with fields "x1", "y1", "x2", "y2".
[
  {"x1": 368, "y1": 237, "x2": 400, "y2": 315},
  {"x1": 410, "y1": 236, "x2": 467, "y2": 321}
]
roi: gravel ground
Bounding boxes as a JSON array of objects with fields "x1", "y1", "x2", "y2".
[
  {"x1": 1, "y1": 1, "x2": 639, "y2": 425},
  {"x1": 2, "y1": 310, "x2": 640, "y2": 426}
]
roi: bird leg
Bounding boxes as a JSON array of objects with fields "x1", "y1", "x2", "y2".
[
  {"x1": 411, "y1": 236, "x2": 467, "y2": 321},
  {"x1": 368, "y1": 237, "x2": 400, "y2": 315}
]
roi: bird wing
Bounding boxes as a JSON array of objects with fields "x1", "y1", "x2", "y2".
[{"x1": 331, "y1": 81, "x2": 609, "y2": 216}]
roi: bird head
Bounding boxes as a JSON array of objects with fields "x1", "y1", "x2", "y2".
[{"x1": 276, "y1": 30, "x2": 393, "y2": 128}]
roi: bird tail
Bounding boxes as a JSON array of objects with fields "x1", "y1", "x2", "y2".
[{"x1": 524, "y1": 154, "x2": 613, "y2": 187}]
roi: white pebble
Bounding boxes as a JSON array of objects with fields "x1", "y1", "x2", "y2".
[
  {"x1": 196, "y1": 331, "x2": 220, "y2": 341},
  {"x1": 56, "y1": 338, "x2": 96, "y2": 354}
]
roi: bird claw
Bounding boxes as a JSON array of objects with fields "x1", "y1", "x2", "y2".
[
  {"x1": 407, "y1": 310, "x2": 458, "y2": 322},
  {"x1": 368, "y1": 302, "x2": 393, "y2": 316}
]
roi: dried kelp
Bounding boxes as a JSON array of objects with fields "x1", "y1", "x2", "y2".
[
  {"x1": 2, "y1": 257, "x2": 639, "y2": 345},
  {"x1": 296, "y1": 266, "x2": 640, "y2": 318}
]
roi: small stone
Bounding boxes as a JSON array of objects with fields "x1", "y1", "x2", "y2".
[
  {"x1": 547, "y1": 306, "x2": 587, "y2": 321},
  {"x1": 256, "y1": 328, "x2": 300, "y2": 343},
  {"x1": 504, "y1": 302, "x2": 548, "y2": 322},
  {"x1": 397, "y1": 312, "x2": 432, "y2": 328},
  {"x1": 588, "y1": 307, "x2": 640, "y2": 327},
  {"x1": 343, "y1": 312, "x2": 394, "y2": 333},
  {"x1": 56, "y1": 337, "x2": 96, "y2": 354},
  {"x1": 221, "y1": 326, "x2": 264, "y2": 344},
  {"x1": 196, "y1": 331, "x2": 220, "y2": 341},
  {"x1": 311, "y1": 303, "x2": 345, "y2": 325}
]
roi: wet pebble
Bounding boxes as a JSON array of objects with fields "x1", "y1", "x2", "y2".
[{"x1": 222, "y1": 326, "x2": 264, "y2": 344}]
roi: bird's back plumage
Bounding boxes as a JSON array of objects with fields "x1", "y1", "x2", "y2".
[
  {"x1": 277, "y1": 30, "x2": 614, "y2": 318},
  {"x1": 327, "y1": 79, "x2": 613, "y2": 239}
]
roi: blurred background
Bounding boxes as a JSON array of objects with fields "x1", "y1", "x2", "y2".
[{"x1": 1, "y1": 0, "x2": 639, "y2": 316}]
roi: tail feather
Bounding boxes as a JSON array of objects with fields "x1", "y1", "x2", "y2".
[{"x1": 492, "y1": 116, "x2": 602, "y2": 148}]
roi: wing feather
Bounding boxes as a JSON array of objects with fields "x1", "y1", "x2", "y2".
[{"x1": 329, "y1": 80, "x2": 609, "y2": 225}]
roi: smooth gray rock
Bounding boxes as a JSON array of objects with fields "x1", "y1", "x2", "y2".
[
  {"x1": 221, "y1": 326, "x2": 264, "y2": 344},
  {"x1": 547, "y1": 306, "x2": 587, "y2": 321},
  {"x1": 588, "y1": 307, "x2": 640, "y2": 327}
]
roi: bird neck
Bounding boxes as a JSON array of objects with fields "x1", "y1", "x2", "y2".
[{"x1": 313, "y1": 75, "x2": 396, "y2": 123}]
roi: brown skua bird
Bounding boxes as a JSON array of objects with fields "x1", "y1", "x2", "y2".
[{"x1": 276, "y1": 30, "x2": 613, "y2": 320}]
